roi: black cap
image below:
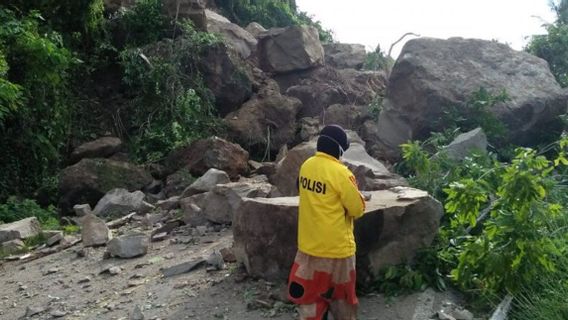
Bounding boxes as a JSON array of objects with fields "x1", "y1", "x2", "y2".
[{"x1": 317, "y1": 125, "x2": 349, "y2": 159}]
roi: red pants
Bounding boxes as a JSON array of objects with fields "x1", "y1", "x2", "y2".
[{"x1": 287, "y1": 251, "x2": 358, "y2": 320}]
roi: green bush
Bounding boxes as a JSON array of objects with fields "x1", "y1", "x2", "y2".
[
  {"x1": 116, "y1": 0, "x2": 169, "y2": 48},
  {"x1": 119, "y1": 22, "x2": 223, "y2": 163},
  {"x1": 363, "y1": 45, "x2": 394, "y2": 71},
  {"x1": 0, "y1": 197, "x2": 59, "y2": 229},
  {"x1": 0, "y1": 8, "x2": 76, "y2": 201},
  {"x1": 215, "y1": 0, "x2": 333, "y2": 42}
]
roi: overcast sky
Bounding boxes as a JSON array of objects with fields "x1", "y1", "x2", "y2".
[{"x1": 296, "y1": 0, "x2": 557, "y2": 58}]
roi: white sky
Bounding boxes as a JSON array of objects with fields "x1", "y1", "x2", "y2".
[{"x1": 296, "y1": 0, "x2": 557, "y2": 58}]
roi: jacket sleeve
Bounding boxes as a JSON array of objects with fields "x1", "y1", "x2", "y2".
[{"x1": 339, "y1": 170, "x2": 366, "y2": 219}]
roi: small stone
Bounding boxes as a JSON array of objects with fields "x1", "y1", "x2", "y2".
[
  {"x1": 78, "y1": 277, "x2": 91, "y2": 284},
  {"x1": 24, "y1": 305, "x2": 45, "y2": 317},
  {"x1": 46, "y1": 231, "x2": 64, "y2": 246},
  {"x1": 196, "y1": 226, "x2": 207, "y2": 236},
  {"x1": 109, "y1": 266, "x2": 122, "y2": 275},
  {"x1": 151, "y1": 232, "x2": 168, "y2": 242},
  {"x1": 76, "y1": 248, "x2": 88, "y2": 257},
  {"x1": 220, "y1": 247, "x2": 236, "y2": 263},
  {"x1": 164, "y1": 253, "x2": 175, "y2": 260},
  {"x1": 128, "y1": 279, "x2": 145, "y2": 287},
  {"x1": 206, "y1": 250, "x2": 225, "y2": 270},
  {"x1": 50, "y1": 309, "x2": 67, "y2": 317},
  {"x1": 73, "y1": 204, "x2": 92, "y2": 217},
  {"x1": 130, "y1": 305, "x2": 145, "y2": 320},
  {"x1": 107, "y1": 233, "x2": 149, "y2": 258},
  {"x1": 44, "y1": 268, "x2": 59, "y2": 276}
]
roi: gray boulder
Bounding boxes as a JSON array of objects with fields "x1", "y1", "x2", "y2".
[
  {"x1": 233, "y1": 197, "x2": 299, "y2": 280},
  {"x1": 271, "y1": 132, "x2": 406, "y2": 196},
  {"x1": 82, "y1": 214, "x2": 112, "y2": 247},
  {"x1": 182, "y1": 168, "x2": 230, "y2": 197},
  {"x1": 93, "y1": 189, "x2": 154, "y2": 218},
  {"x1": 1, "y1": 239, "x2": 25, "y2": 254},
  {"x1": 180, "y1": 197, "x2": 207, "y2": 227},
  {"x1": 205, "y1": 10, "x2": 257, "y2": 59},
  {"x1": 166, "y1": 137, "x2": 249, "y2": 179},
  {"x1": 323, "y1": 43, "x2": 366, "y2": 69},
  {"x1": 258, "y1": 26, "x2": 324, "y2": 73},
  {"x1": 377, "y1": 37, "x2": 568, "y2": 161},
  {"x1": 438, "y1": 127, "x2": 488, "y2": 161},
  {"x1": 58, "y1": 158, "x2": 153, "y2": 215},
  {"x1": 69, "y1": 137, "x2": 123, "y2": 164},
  {"x1": 107, "y1": 233, "x2": 149, "y2": 258},
  {"x1": 189, "y1": 181, "x2": 274, "y2": 224},
  {"x1": 0, "y1": 217, "x2": 41, "y2": 244},
  {"x1": 233, "y1": 188, "x2": 443, "y2": 281},
  {"x1": 245, "y1": 22, "x2": 267, "y2": 38},
  {"x1": 225, "y1": 91, "x2": 301, "y2": 155},
  {"x1": 198, "y1": 43, "x2": 253, "y2": 116}
]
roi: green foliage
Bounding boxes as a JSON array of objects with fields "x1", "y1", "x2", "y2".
[
  {"x1": 440, "y1": 87, "x2": 508, "y2": 143},
  {"x1": 0, "y1": 8, "x2": 76, "y2": 201},
  {"x1": 117, "y1": 0, "x2": 169, "y2": 48},
  {"x1": 526, "y1": 0, "x2": 568, "y2": 87},
  {"x1": 63, "y1": 224, "x2": 80, "y2": 234},
  {"x1": 527, "y1": 23, "x2": 568, "y2": 87},
  {"x1": 368, "y1": 95, "x2": 382, "y2": 122},
  {"x1": 511, "y1": 220, "x2": 568, "y2": 319},
  {"x1": 447, "y1": 147, "x2": 563, "y2": 296},
  {"x1": 0, "y1": 197, "x2": 59, "y2": 228},
  {"x1": 215, "y1": 0, "x2": 333, "y2": 42},
  {"x1": 397, "y1": 133, "x2": 568, "y2": 313},
  {"x1": 119, "y1": 22, "x2": 223, "y2": 163},
  {"x1": 363, "y1": 44, "x2": 394, "y2": 71}
]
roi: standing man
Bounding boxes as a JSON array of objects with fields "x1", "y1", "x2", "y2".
[{"x1": 288, "y1": 125, "x2": 366, "y2": 320}]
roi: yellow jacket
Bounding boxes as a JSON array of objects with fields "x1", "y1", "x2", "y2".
[{"x1": 297, "y1": 152, "x2": 366, "y2": 258}]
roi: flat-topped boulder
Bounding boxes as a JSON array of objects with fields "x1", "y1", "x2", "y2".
[{"x1": 233, "y1": 188, "x2": 443, "y2": 281}]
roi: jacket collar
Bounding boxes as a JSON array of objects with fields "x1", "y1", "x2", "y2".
[{"x1": 315, "y1": 151, "x2": 340, "y2": 163}]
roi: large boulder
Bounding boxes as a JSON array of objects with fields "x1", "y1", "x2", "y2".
[
  {"x1": 258, "y1": 26, "x2": 324, "y2": 73},
  {"x1": 205, "y1": 10, "x2": 257, "y2": 59},
  {"x1": 225, "y1": 91, "x2": 301, "y2": 155},
  {"x1": 69, "y1": 137, "x2": 123, "y2": 165},
  {"x1": 233, "y1": 188, "x2": 443, "y2": 281},
  {"x1": 0, "y1": 217, "x2": 41, "y2": 244},
  {"x1": 271, "y1": 132, "x2": 405, "y2": 196},
  {"x1": 188, "y1": 181, "x2": 274, "y2": 224},
  {"x1": 198, "y1": 43, "x2": 253, "y2": 116},
  {"x1": 323, "y1": 43, "x2": 366, "y2": 69},
  {"x1": 58, "y1": 159, "x2": 153, "y2": 215},
  {"x1": 93, "y1": 189, "x2": 154, "y2": 218},
  {"x1": 165, "y1": 137, "x2": 249, "y2": 179},
  {"x1": 377, "y1": 37, "x2": 568, "y2": 161},
  {"x1": 233, "y1": 197, "x2": 298, "y2": 280},
  {"x1": 283, "y1": 67, "x2": 386, "y2": 119}
]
